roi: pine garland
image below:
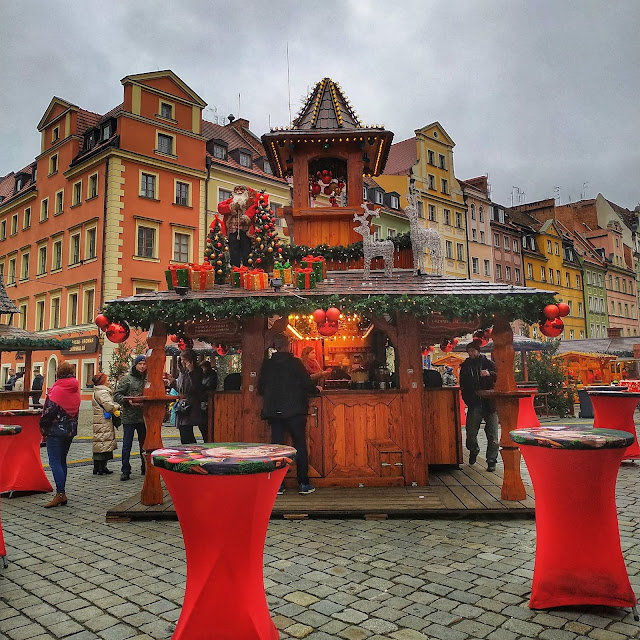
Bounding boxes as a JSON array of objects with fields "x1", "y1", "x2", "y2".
[{"x1": 0, "y1": 337, "x2": 73, "y2": 351}]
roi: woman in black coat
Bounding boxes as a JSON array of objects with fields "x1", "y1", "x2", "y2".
[{"x1": 175, "y1": 350, "x2": 206, "y2": 444}]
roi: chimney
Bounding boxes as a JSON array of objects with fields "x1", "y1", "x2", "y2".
[{"x1": 229, "y1": 117, "x2": 250, "y2": 132}]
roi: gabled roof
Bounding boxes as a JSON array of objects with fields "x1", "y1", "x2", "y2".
[
  {"x1": 556, "y1": 221, "x2": 605, "y2": 269},
  {"x1": 383, "y1": 137, "x2": 417, "y2": 176},
  {"x1": 508, "y1": 207, "x2": 542, "y2": 231},
  {"x1": 121, "y1": 70, "x2": 207, "y2": 107},
  {"x1": 293, "y1": 78, "x2": 361, "y2": 130},
  {"x1": 37, "y1": 97, "x2": 77, "y2": 131},
  {"x1": 416, "y1": 122, "x2": 455, "y2": 147},
  {"x1": 459, "y1": 176, "x2": 489, "y2": 197},
  {"x1": 0, "y1": 164, "x2": 36, "y2": 208}
]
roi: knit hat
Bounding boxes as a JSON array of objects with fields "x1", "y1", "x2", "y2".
[
  {"x1": 92, "y1": 372, "x2": 108, "y2": 386},
  {"x1": 134, "y1": 355, "x2": 146, "y2": 366}
]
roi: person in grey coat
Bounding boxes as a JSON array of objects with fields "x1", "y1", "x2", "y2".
[{"x1": 174, "y1": 350, "x2": 206, "y2": 444}]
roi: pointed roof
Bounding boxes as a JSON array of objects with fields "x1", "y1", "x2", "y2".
[
  {"x1": 0, "y1": 275, "x2": 18, "y2": 315},
  {"x1": 121, "y1": 70, "x2": 207, "y2": 107},
  {"x1": 293, "y1": 78, "x2": 361, "y2": 130}
]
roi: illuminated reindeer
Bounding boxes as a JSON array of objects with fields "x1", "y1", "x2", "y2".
[
  {"x1": 405, "y1": 188, "x2": 443, "y2": 275},
  {"x1": 353, "y1": 204, "x2": 394, "y2": 279}
]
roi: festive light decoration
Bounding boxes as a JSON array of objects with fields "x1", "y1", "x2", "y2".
[
  {"x1": 325, "y1": 307, "x2": 341, "y2": 323},
  {"x1": 539, "y1": 317, "x2": 564, "y2": 338},
  {"x1": 95, "y1": 313, "x2": 110, "y2": 330},
  {"x1": 106, "y1": 322, "x2": 130, "y2": 344},
  {"x1": 406, "y1": 186, "x2": 443, "y2": 275},
  {"x1": 557, "y1": 302, "x2": 570, "y2": 317},
  {"x1": 205, "y1": 217, "x2": 230, "y2": 284},
  {"x1": 312, "y1": 309, "x2": 326, "y2": 324},
  {"x1": 247, "y1": 193, "x2": 282, "y2": 271},
  {"x1": 543, "y1": 304, "x2": 560, "y2": 320},
  {"x1": 353, "y1": 204, "x2": 394, "y2": 279}
]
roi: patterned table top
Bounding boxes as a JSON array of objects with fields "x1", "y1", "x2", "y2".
[
  {"x1": 586, "y1": 390, "x2": 640, "y2": 397},
  {"x1": 510, "y1": 426, "x2": 634, "y2": 449},
  {"x1": 0, "y1": 425, "x2": 22, "y2": 436},
  {"x1": 151, "y1": 443, "x2": 297, "y2": 475},
  {"x1": 0, "y1": 409, "x2": 42, "y2": 416}
]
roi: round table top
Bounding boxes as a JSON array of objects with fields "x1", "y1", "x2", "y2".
[
  {"x1": 510, "y1": 426, "x2": 634, "y2": 449},
  {"x1": 151, "y1": 443, "x2": 297, "y2": 475},
  {"x1": 584, "y1": 385, "x2": 628, "y2": 392},
  {"x1": 0, "y1": 409, "x2": 42, "y2": 416},
  {"x1": 587, "y1": 390, "x2": 640, "y2": 397},
  {"x1": 0, "y1": 425, "x2": 22, "y2": 436}
]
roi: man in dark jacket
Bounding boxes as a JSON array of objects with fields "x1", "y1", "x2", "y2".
[
  {"x1": 114, "y1": 355, "x2": 147, "y2": 481},
  {"x1": 258, "y1": 333, "x2": 319, "y2": 495},
  {"x1": 459, "y1": 341, "x2": 499, "y2": 472},
  {"x1": 32, "y1": 367, "x2": 44, "y2": 405}
]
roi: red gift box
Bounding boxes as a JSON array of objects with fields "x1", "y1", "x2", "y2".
[{"x1": 232, "y1": 266, "x2": 250, "y2": 288}]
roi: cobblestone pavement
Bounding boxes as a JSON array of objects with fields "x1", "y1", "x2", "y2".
[{"x1": 1, "y1": 418, "x2": 639, "y2": 640}]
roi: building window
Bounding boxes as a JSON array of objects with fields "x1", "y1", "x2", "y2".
[
  {"x1": 480, "y1": 230, "x2": 485, "y2": 244},
  {"x1": 18, "y1": 303, "x2": 27, "y2": 329},
  {"x1": 55, "y1": 190, "x2": 64, "y2": 214},
  {"x1": 175, "y1": 181, "x2": 189, "y2": 206},
  {"x1": 50, "y1": 296, "x2": 60, "y2": 329},
  {"x1": 483, "y1": 260, "x2": 491, "y2": 276},
  {"x1": 86, "y1": 227, "x2": 97, "y2": 259},
  {"x1": 455, "y1": 212, "x2": 462, "y2": 228},
  {"x1": 83, "y1": 288, "x2": 95, "y2": 324},
  {"x1": 540, "y1": 266, "x2": 546, "y2": 282},
  {"x1": 428, "y1": 205, "x2": 436, "y2": 221},
  {"x1": 556, "y1": 270, "x2": 561, "y2": 285},
  {"x1": 68, "y1": 292, "x2": 78, "y2": 326},
  {"x1": 88, "y1": 174, "x2": 98, "y2": 199},
  {"x1": 52, "y1": 239, "x2": 62, "y2": 271},
  {"x1": 456, "y1": 243, "x2": 464, "y2": 261},
  {"x1": 157, "y1": 133, "x2": 174, "y2": 155},
  {"x1": 387, "y1": 228, "x2": 397, "y2": 239},
  {"x1": 479, "y1": 206, "x2": 484, "y2": 222},
  {"x1": 471, "y1": 228, "x2": 477, "y2": 241},
  {"x1": 362, "y1": 186, "x2": 367, "y2": 200},
  {"x1": 7, "y1": 258, "x2": 16, "y2": 285},
  {"x1": 445, "y1": 241, "x2": 453, "y2": 259},
  {"x1": 52, "y1": 126, "x2": 59, "y2": 142},
  {"x1": 102, "y1": 122, "x2": 111, "y2": 140},
  {"x1": 496, "y1": 264, "x2": 502, "y2": 279},
  {"x1": 548, "y1": 268, "x2": 553, "y2": 284},
  {"x1": 547, "y1": 240, "x2": 552, "y2": 253},
  {"x1": 219, "y1": 189, "x2": 232, "y2": 203},
  {"x1": 70, "y1": 234, "x2": 81, "y2": 265},
  {"x1": 36, "y1": 299, "x2": 45, "y2": 332},
  {"x1": 503, "y1": 236, "x2": 509, "y2": 250},
  {"x1": 137, "y1": 226, "x2": 156, "y2": 258},
  {"x1": 513, "y1": 239, "x2": 519, "y2": 252},
  {"x1": 554, "y1": 242, "x2": 560, "y2": 255},
  {"x1": 20, "y1": 252, "x2": 29, "y2": 281},
  {"x1": 173, "y1": 232, "x2": 190, "y2": 262},
  {"x1": 441, "y1": 178, "x2": 448, "y2": 194},
  {"x1": 49, "y1": 154, "x2": 58, "y2": 175},
  {"x1": 427, "y1": 150, "x2": 435, "y2": 165},
  {"x1": 515, "y1": 268, "x2": 520, "y2": 282},
  {"x1": 82, "y1": 362, "x2": 95, "y2": 390},
  {"x1": 438, "y1": 154, "x2": 447, "y2": 170},
  {"x1": 0, "y1": 220, "x2": 5, "y2": 240},
  {"x1": 213, "y1": 144, "x2": 226, "y2": 160},
  {"x1": 390, "y1": 195, "x2": 399, "y2": 209},
  {"x1": 444, "y1": 209, "x2": 451, "y2": 225},
  {"x1": 160, "y1": 102, "x2": 173, "y2": 119},
  {"x1": 470, "y1": 204, "x2": 476, "y2": 220},
  {"x1": 505, "y1": 266, "x2": 512, "y2": 281},
  {"x1": 576, "y1": 274, "x2": 580, "y2": 288},
  {"x1": 73, "y1": 182, "x2": 82, "y2": 206},
  {"x1": 527, "y1": 263, "x2": 533, "y2": 279},
  {"x1": 141, "y1": 173, "x2": 156, "y2": 198},
  {"x1": 239, "y1": 152, "x2": 252, "y2": 168},
  {"x1": 472, "y1": 257, "x2": 479, "y2": 274},
  {"x1": 566, "y1": 273, "x2": 570, "y2": 288},
  {"x1": 23, "y1": 208, "x2": 31, "y2": 230},
  {"x1": 428, "y1": 174, "x2": 435, "y2": 190},
  {"x1": 38, "y1": 246, "x2": 47, "y2": 275},
  {"x1": 578, "y1": 302, "x2": 583, "y2": 317},
  {"x1": 569, "y1": 329, "x2": 575, "y2": 339},
  {"x1": 625, "y1": 303, "x2": 629, "y2": 317},
  {"x1": 417, "y1": 202, "x2": 424, "y2": 218},
  {"x1": 494, "y1": 233, "x2": 500, "y2": 247},
  {"x1": 10, "y1": 214, "x2": 18, "y2": 236}
]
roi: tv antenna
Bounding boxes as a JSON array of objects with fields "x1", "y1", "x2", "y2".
[
  {"x1": 581, "y1": 181, "x2": 589, "y2": 200},
  {"x1": 553, "y1": 186, "x2": 560, "y2": 205}
]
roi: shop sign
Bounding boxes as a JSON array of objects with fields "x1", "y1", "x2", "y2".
[
  {"x1": 184, "y1": 319, "x2": 242, "y2": 341},
  {"x1": 61, "y1": 336, "x2": 99, "y2": 355},
  {"x1": 420, "y1": 314, "x2": 481, "y2": 340}
]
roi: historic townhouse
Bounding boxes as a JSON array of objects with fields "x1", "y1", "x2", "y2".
[
  {"x1": 489, "y1": 203, "x2": 523, "y2": 286},
  {"x1": 362, "y1": 177, "x2": 409, "y2": 240},
  {"x1": 376, "y1": 123, "x2": 468, "y2": 277},
  {"x1": 460, "y1": 177, "x2": 493, "y2": 281}
]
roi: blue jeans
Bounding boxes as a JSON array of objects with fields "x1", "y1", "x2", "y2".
[
  {"x1": 121, "y1": 422, "x2": 146, "y2": 474},
  {"x1": 466, "y1": 405, "x2": 500, "y2": 464},
  {"x1": 269, "y1": 414, "x2": 309, "y2": 485},
  {"x1": 46, "y1": 435, "x2": 73, "y2": 493}
]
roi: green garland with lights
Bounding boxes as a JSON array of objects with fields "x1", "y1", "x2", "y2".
[
  {"x1": 0, "y1": 337, "x2": 73, "y2": 351},
  {"x1": 105, "y1": 291, "x2": 556, "y2": 332}
]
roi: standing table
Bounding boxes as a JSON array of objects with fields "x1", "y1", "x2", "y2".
[
  {"x1": 152, "y1": 443, "x2": 297, "y2": 640},
  {"x1": 588, "y1": 390, "x2": 640, "y2": 460},
  {"x1": 510, "y1": 426, "x2": 638, "y2": 618},
  {"x1": 0, "y1": 425, "x2": 22, "y2": 568},
  {"x1": 0, "y1": 409, "x2": 51, "y2": 495}
]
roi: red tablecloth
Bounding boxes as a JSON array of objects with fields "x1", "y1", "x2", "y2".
[
  {"x1": 589, "y1": 391, "x2": 640, "y2": 459},
  {"x1": 517, "y1": 395, "x2": 540, "y2": 430},
  {"x1": 511, "y1": 427, "x2": 637, "y2": 613},
  {"x1": 0, "y1": 412, "x2": 51, "y2": 494},
  {"x1": 0, "y1": 426, "x2": 22, "y2": 563},
  {"x1": 152, "y1": 443, "x2": 296, "y2": 640}
]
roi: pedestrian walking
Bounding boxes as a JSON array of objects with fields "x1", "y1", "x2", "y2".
[
  {"x1": 114, "y1": 355, "x2": 147, "y2": 481},
  {"x1": 91, "y1": 372, "x2": 120, "y2": 476},
  {"x1": 38, "y1": 362, "x2": 81, "y2": 507}
]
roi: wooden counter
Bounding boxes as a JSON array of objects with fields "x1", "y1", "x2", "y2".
[{"x1": 423, "y1": 387, "x2": 463, "y2": 466}]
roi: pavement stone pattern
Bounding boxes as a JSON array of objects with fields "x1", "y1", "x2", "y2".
[{"x1": 1, "y1": 417, "x2": 639, "y2": 639}]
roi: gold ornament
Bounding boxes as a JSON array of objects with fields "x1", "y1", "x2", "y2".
[
  {"x1": 260, "y1": 244, "x2": 264, "y2": 250},
  {"x1": 256, "y1": 236, "x2": 262, "y2": 242},
  {"x1": 216, "y1": 260, "x2": 222, "y2": 266},
  {"x1": 216, "y1": 269, "x2": 223, "y2": 274},
  {"x1": 248, "y1": 258, "x2": 253, "y2": 264},
  {"x1": 268, "y1": 247, "x2": 273, "y2": 253}
]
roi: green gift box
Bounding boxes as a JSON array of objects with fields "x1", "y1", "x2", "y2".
[
  {"x1": 164, "y1": 270, "x2": 174, "y2": 290},
  {"x1": 295, "y1": 268, "x2": 316, "y2": 290},
  {"x1": 176, "y1": 268, "x2": 190, "y2": 288}
]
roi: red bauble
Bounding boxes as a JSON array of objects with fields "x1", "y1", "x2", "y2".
[
  {"x1": 311, "y1": 183, "x2": 321, "y2": 196},
  {"x1": 106, "y1": 322, "x2": 130, "y2": 344},
  {"x1": 95, "y1": 313, "x2": 110, "y2": 330},
  {"x1": 557, "y1": 302, "x2": 570, "y2": 317},
  {"x1": 317, "y1": 171, "x2": 322, "y2": 177},
  {"x1": 312, "y1": 309, "x2": 326, "y2": 324},
  {"x1": 317, "y1": 322, "x2": 337, "y2": 337},
  {"x1": 278, "y1": 247, "x2": 283, "y2": 253},
  {"x1": 256, "y1": 258, "x2": 262, "y2": 263},
  {"x1": 217, "y1": 344, "x2": 229, "y2": 356},
  {"x1": 216, "y1": 242, "x2": 222, "y2": 248},
  {"x1": 169, "y1": 334, "x2": 178, "y2": 343},
  {"x1": 322, "y1": 169, "x2": 329, "y2": 176},
  {"x1": 543, "y1": 304, "x2": 560, "y2": 319},
  {"x1": 539, "y1": 318, "x2": 564, "y2": 338},
  {"x1": 452, "y1": 338, "x2": 459, "y2": 346},
  {"x1": 441, "y1": 343, "x2": 453, "y2": 353},
  {"x1": 324, "y1": 185, "x2": 332, "y2": 195},
  {"x1": 321, "y1": 175, "x2": 331, "y2": 185},
  {"x1": 326, "y1": 307, "x2": 341, "y2": 322}
]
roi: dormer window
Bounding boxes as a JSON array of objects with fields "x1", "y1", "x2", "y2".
[
  {"x1": 374, "y1": 191, "x2": 383, "y2": 205},
  {"x1": 102, "y1": 121, "x2": 111, "y2": 140},
  {"x1": 239, "y1": 152, "x2": 252, "y2": 168},
  {"x1": 390, "y1": 194, "x2": 400, "y2": 209},
  {"x1": 86, "y1": 131, "x2": 97, "y2": 150},
  {"x1": 212, "y1": 143, "x2": 227, "y2": 160},
  {"x1": 15, "y1": 177, "x2": 23, "y2": 192}
]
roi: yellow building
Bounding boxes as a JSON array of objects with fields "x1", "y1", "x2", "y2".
[{"x1": 376, "y1": 123, "x2": 468, "y2": 277}]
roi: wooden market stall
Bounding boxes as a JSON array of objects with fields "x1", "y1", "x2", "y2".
[{"x1": 554, "y1": 350, "x2": 617, "y2": 386}]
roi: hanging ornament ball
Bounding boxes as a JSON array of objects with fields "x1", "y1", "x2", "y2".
[
  {"x1": 169, "y1": 334, "x2": 179, "y2": 343},
  {"x1": 278, "y1": 247, "x2": 283, "y2": 253},
  {"x1": 216, "y1": 269, "x2": 223, "y2": 274},
  {"x1": 322, "y1": 169, "x2": 329, "y2": 176},
  {"x1": 543, "y1": 304, "x2": 560, "y2": 319},
  {"x1": 313, "y1": 309, "x2": 326, "y2": 324},
  {"x1": 95, "y1": 313, "x2": 110, "y2": 330},
  {"x1": 557, "y1": 302, "x2": 570, "y2": 317},
  {"x1": 317, "y1": 170, "x2": 322, "y2": 177},
  {"x1": 326, "y1": 307, "x2": 341, "y2": 322},
  {"x1": 217, "y1": 242, "x2": 222, "y2": 248},
  {"x1": 338, "y1": 181, "x2": 345, "y2": 190},
  {"x1": 311, "y1": 183, "x2": 321, "y2": 196},
  {"x1": 268, "y1": 247, "x2": 273, "y2": 253},
  {"x1": 324, "y1": 185, "x2": 332, "y2": 195},
  {"x1": 317, "y1": 322, "x2": 338, "y2": 337},
  {"x1": 106, "y1": 322, "x2": 130, "y2": 344},
  {"x1": 248, "y1": 258, "x2": 253, "y2": 264},
  {"x1": 441, "y1": 342, "x2": 453, "y2": 353},
  {"x1": 539, "y1": 317, "x2": 564, "y2": 338},
  {"x1": 260, "y1": 244, "x2": 264, "y2": 250},
  {"x1": 216, "y1": 260, "x2": 222, "y2": 266},
  {"x1": 473, "y1": 330, "x2": 489, "y2": 347},
  {"x1": 321, "y1": 175, "x2": 331, "y2": 185}
]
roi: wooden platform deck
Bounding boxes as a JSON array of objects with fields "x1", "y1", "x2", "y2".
[{"x1": 106, "y1": 459, "x2": 535, "y2": 522}]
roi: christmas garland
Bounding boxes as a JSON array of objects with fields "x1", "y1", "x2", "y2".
[
  {"x1": 0, "y1": 337, "x2": 73, "y2": 351},
  {"x1": 105, "y1": 291, "x2": 555, "y2": 331}
]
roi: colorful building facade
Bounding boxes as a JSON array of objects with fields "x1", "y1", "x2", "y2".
[{"x1": 460, "y1": 177, "x2": 493, "y2": 281}]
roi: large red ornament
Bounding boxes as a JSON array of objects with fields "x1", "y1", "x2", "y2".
[
  {"x1": 557, "y1": 302, "x2": 570, "y2": 317},
  {"x1": 321, "y1": 175, "x2": 331, "y2": 185},
  {"x1": 317, "y1": 322, "x2": 338, "y2": 337},
  {"x1": 325, "y1": 307, "x2": 341, "y2": 323},
  {"x1": 543, "y1": 304, "x2": 560, "y2": 320},
  {"x1": 323, "y1": 185, "x2": 332, "y2": 195},
  {"x1": 312, "y1": 309, "x2": 326, "y2": 324},
  {"x1": 539, "y1": 317, "x2": 564, "y2": 338},
  {"x1": 106, "y1": 322, "x2": 130, "y2": 344},
  {"x1": 169, "y1": 334, "x2": 179, "y2": 343},
  {"x1": 95, "y1": 313, "x2": 110, "y2": 330},
  {"x1": 311, "y1": 183, "x2": 321, "y2": 196}
]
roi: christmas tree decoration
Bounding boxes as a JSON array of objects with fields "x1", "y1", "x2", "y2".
[
  {"x1": 543, "y1": 304, "x2": 560, "y2": 319},
  {"x1": 247, "y1": 193, "x2": 282, "y2": 272},
  {"x1": 95, "y1": 313, "x2": 110, "y2": 330},
  {"x1": 106, "y1": 322, "x2": 130, "y2": 344},
  {"x1": 539, "y1": 317, "x2": 564, "y2": 338},
  {"x1": 556, "y1": 302, "x2": 570, "y2": 317},
  {"x1": 205, "y1": 217, "x2": 230, "y2": 284},
  {"x1": 317, "y1": 321, "x2": 338, "y2": 337},
  {"x1": 325, "y1": 307, "x2": 341, "y2": 323},
  {"x1": 169, "y1": 334, "x2": 179, "y2": 343}
]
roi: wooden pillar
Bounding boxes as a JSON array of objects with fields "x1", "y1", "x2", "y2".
[{"x1": 141, "y1": 322, "x2": 167, "y2": 506}]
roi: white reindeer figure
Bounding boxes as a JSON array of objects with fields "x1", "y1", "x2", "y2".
[
  {"x1": 353, "y1": 204, "x2": 395, "y2": 279},
  {"x1": 405, "y1": 188, "x2": 443, "y2": 276}
]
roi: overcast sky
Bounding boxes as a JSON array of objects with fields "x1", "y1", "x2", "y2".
[{"x1": 1, "y1": 0, "x2": 639, "y2": 209}]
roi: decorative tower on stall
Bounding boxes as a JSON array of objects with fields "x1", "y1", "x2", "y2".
[{"x1": 262, "y1": 78, "x2": 393, "y2": 248}]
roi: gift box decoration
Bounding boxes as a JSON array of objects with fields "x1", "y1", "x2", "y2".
[
  {"x1": 273, "y1": 261, "x2": 294, "y2": 285},
  {"x1": 166, "y1": 264, "x2": 191, "y2": 289},
  {"x1": 190, "y1": 263, "x2": 215, "y2": 290},
  {"x1": 244, "y1": 269, "x2": 268, "y2": 291},
  {"x1": 301, "y1": 255, "x2": 325, "y2": 282},
  {"x1": 295, "y1": 267, "x2": 316, "y2": 290},
  {"x1": 231, "y1": 266, "x2": 250, "y2": 288}
]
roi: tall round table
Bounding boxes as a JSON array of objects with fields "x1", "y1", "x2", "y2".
[
  {"x1": 0, "y1": 425, "x2": 22, "y2": 568},
  {"x1": 152, "y1": 443, "x2": 297, "y2": 640},
  {"x1": 588, "y1": 390, "x2": 640, "y2": 460},
  {"x1": 510, "y1": 426, "x2": 638, "y2": 619},
  {"x1": 0, "y1": 409, "x2": 50, "y2": 495}
]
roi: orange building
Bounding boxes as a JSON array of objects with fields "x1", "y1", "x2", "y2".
[{"x1": 0, "y1": 71, "x2": 208, "y2": 397}]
